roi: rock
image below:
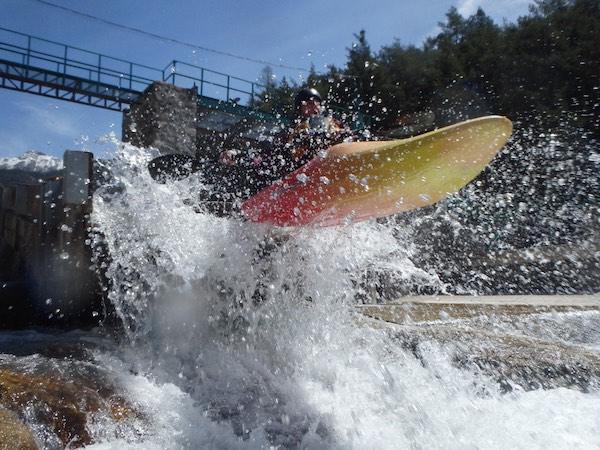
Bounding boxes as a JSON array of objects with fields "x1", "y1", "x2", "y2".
[
  {"x1": 0, "y1": 366, "x2": 140, "y2": 448},
  {"x1": 0, "y1": 408, "x2": 38, "y2": 450}
]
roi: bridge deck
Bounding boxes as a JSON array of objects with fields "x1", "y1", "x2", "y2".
[
  {"x1": 0, "y1": 27, "x2": 265, "y2": 117},
  {"x1": 0, "y1": 58, "x2": 140, "y2": 111}
]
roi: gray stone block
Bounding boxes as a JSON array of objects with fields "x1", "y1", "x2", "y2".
[{"x1": 63, "y1": 151, "x2": 92, "y2": 205}]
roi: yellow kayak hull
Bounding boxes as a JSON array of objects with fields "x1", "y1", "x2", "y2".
[{"x1": 241, "y1": 116, "x2": 513, "y2": 227}]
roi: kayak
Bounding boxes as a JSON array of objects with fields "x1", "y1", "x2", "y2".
[{"x1": 241, "y1": 115, "x2": 512, "y2": 227}]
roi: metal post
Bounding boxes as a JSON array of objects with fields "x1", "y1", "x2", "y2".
[
  {"x1": 97, "y1": 54, "x2": 102, "y2": 82},
  {"x1": 200, "y1": 68, "x2": 204, "y2": 96},
  {"x1": 226, "y1": 75, "x2": 230, "y2": 101},
  {"x1": 26, "y1": 36, "x2": 31, "y2": 66},
  {"x1": 63, "y1": 45, "x2": 68, "y2": 74},
  {"x1": 129, "y1": 62, "x2": 133, "y2": 89}
]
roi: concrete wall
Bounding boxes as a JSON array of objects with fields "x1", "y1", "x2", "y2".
[
  {"x1": 122, "y1": 82, "x2": 199, "y2": 157},
  {"x1": 121, "y1": 81, "x2": 277, "y2": 161},
  {"x1": 0, "y1": 151, "x2": 103, "y2": 328}
]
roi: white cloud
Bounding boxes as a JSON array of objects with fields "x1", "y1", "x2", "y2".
[
  {"x1": 0, "y1": 151, "x2": 63, "y2": 172},
  {"x1": 456, "y1": 0, "x2": 533, "y2": 21},
  {"x1": 419, "y1": 0, "x2": 533, "y2": 42},
  {"x1": 457, "y1": 0, "x2": 481, "y2": 16}
]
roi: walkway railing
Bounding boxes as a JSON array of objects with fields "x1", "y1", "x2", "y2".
[
  {"x1": 0, "y1": 27, "x2": 265, "y2": 111},
  {"x1": 0, "y1": 27, "x2": 160, "y2": 93},
  {"x1": 163, "y1": 60, "x2": 262, "y2": 106}
]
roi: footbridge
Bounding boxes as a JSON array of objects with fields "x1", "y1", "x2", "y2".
[{"x1": 0, "y1": 26, "x2": 270, "y2": 116}]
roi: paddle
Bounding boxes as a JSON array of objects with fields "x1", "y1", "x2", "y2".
[{"x1": 147, "y1": 154, "x2": 202, "y2": 183}]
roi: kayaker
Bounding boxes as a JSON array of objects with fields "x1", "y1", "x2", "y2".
[
  {"x1": 281, "y1": 87, "x2": 349, "y2": 166},
  {"x1": 159, "y1": 88, "x2": 352, "y2": 203},
  {"x1": 230, "y1": 87, "x2": 351, "y2": 184}
]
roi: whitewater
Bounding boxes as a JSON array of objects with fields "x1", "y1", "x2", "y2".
[{"x1": 48, "y1": 140, "x2": 598, "y2": 449}]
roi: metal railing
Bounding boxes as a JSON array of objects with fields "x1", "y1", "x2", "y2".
[
  {"x1": 0, "y1": 26, "x2": 265, "y2": 108},
  {"x1": 0, "y1": 27, "x2": 160, "y2": 93},
  {"x1": 162, "y1": 60, "x2": 263, "y2": 106}
]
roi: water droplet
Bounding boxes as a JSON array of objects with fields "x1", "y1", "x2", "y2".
[{"x1": 296, "y1": 173, "x2": 309, "y2": 184}]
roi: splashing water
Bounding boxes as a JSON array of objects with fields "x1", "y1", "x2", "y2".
[{"x1": 84, "y1": 140, "x2": 600, "y2": 448}]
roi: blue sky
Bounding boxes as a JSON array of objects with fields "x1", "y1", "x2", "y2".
[{"x1": 0, "y1": 0, "x2": 533, "y2": 158}]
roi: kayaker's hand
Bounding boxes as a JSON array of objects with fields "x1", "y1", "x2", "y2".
[
  {"x1": 251, "y1": 155, "x2": 263, "y2": 167},
  {"x1": 219, "y1": 149, "x2": 238, "y2": 166},
  {"x1": 291, "y1": 146, "x2": 310, "y2": 161}
]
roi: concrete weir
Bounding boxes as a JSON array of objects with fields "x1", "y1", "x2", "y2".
[
  {"x1": 358, "y1": 295, "x2": 600, "y2": 391},
  {"x1": 357, "y1": 294, "x2": 600, "y2": 324},
  {"x1": 0, "y1": 151, "x2": 100, "y2": 327},
  {"x1": 0, "y1": 81, "x2": 269, "y2": 328}
]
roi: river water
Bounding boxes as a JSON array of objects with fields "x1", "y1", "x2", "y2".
[{"x1": 2, "y1": 134, "x2": 600, "y2": 448}]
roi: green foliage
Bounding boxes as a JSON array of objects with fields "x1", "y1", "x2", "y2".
[
  {"x1": 255, "y1": 0, "x2": 599, "y2": 133},
  {"x1": 499, "y1": 0, "x2": 600, "y2": 130},
  {"x1": 252, "y1": 66, "x2": 297, "y2": 119}
]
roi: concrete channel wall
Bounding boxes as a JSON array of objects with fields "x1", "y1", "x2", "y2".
[
  {"x1": 0, "y1": 151, "x2": 101, "y2": 327},
  {"x1": 123, "y1": 82, "x2": 199, "y2": 157}
]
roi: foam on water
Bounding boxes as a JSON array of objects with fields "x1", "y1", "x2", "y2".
[{"x1": 87, "y1": 142, "x2": 600, "y2": 448}]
